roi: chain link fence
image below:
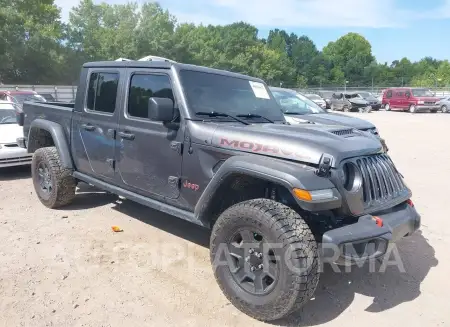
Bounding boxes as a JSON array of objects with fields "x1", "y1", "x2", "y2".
[
  {"x1": 295, "y1": 86, "x2": 450, "y2": 97},
  {"x1": 2, "y1": 84, "x2": 449, "y2": 102},
  {"x1": 0, "y1": 84, "x2": 77, "y2": 102}
]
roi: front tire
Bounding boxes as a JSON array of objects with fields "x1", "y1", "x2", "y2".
[
  {"x1": 343, "y1": 106, "x2": 350, "y2": 112},
  {"x1": 409, "y1": 105, "x2": 417, "y2": 113},
  {"x1": 210, "y1": 199, "x2": 319, "y2": 321},
  {"x1": 32, "y1": 147, "x2": 76, "y2": 208},
  {"x1": 441, "y1": 105, "x2": 448, "y2": 113},
  {"x1": 385, "y1": 103, "x2": 391, "y2": 111}
]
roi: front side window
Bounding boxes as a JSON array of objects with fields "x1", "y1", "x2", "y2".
[
  {"x1": 86, "y1": 72, "x2": 119, "y2": 114},
  {"x1": 128, "y1": 74, "x2": 174, "y2": 119},
  {"x1": 179, "y1": 70, "x2": 284, "y2": 122}
]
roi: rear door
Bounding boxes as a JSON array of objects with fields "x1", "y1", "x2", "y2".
[
  {"x1": 395, "y1": 90, "x2": 406, "y2": 110},
  {"x1": 115, "y1": 68, "x2": 183, "y2": 199},
  {"x1": 71, "y1": 70, "x2": 121, "y2": 180}
]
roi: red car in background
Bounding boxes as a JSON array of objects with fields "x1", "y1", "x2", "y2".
[{"x1": 382, "y1": 87, "x2": 441, "y2": 113}]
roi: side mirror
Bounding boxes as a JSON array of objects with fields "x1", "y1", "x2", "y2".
[
  {"x1": 17, "y1": 111, "x2": 25, "y2": 126},
  {"x1": 148, "y1": 97, "x2": 174, "y2": 122}
]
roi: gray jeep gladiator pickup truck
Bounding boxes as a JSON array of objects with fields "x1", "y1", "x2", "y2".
[{"x1": 18, "y1": 60, "x2": 420, "y2": 321}]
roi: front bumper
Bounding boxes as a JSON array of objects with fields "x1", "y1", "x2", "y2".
[
  {"x1": 416, "y1": 105, "x2": 440, "y2": 112},
  {"x1": 0, "y1": 146, "x2": 33, "y2": 168},
  {"x1": 321, "y1": 202, "x2": 420, "y2": 265}
]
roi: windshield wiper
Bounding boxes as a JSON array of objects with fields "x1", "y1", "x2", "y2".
[
  {"x1": 283, "y1": 111, "x2": 307, "y2": 115},
  {"x1": 195, "y1": 111, "x2": 249, "y2": 125},
  {"x1": 236, "y1": 113, "x2": 274, "y2": 123}
]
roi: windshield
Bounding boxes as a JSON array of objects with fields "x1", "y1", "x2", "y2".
[
  {"x1": 358, "y1": 92, "x2": 373, "y2": 98},
  {"x1": 179, "y1": 70, "x2": 285, "y2": 122},
  {"x1": 412, "y1": 89, "x2": 434, "y2": 97},
  {"x1": 11, "y1": 93, "x2": 46, "y2": 105},
  {"x1": 0, "y1": 108, "x2": 17, "y2": 124},
  {"x1": 271, "y1": 90, "x2": 326, "y2": 114}
]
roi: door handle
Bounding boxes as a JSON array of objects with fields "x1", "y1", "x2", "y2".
[
  {"x1": 81, "y1": 123, "x2": 95, "y2": 131},
  {"x1": 118, "y1": 131, "x2": 135, "y2": 140}
]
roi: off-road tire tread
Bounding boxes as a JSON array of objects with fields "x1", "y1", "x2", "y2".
[
  {"x1": 210, "y1": 198, "x2": 319, "y2": 321},
  {"x1": 32, "y1": 146, "x2": 76, "y2": 208}
]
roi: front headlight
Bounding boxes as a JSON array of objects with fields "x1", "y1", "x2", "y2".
[
  {"x1": 342, "y1": 162, "x2": 362, "y2": 192},
  {"x1": 418, "y1": 100, "x2": 424, "y2": 105}
]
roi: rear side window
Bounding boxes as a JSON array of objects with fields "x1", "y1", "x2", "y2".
[
  {"x1": 127, "y1": 74, "x2": 174, "y2": 119},
  {"x1": 386, "y1": 90, "x2": 393, "y2": 98},
  {"x1": 396, "y1": 91, "x2": 404, "y2": 97},
  {"x1": 86, "y1": 72, "x2": 119, "y2": 114}
]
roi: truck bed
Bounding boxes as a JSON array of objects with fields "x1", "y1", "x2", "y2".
[{"x1": 22, "y1": 101, "x2": 75, "y2": 146}]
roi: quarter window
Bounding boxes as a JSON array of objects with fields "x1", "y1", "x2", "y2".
[
  {"x1": 86, "y1": 72, "x2": 119, "y2": 114},
  {"x1": 127, "y1": 74, "x2": 174, "y2": 119}
]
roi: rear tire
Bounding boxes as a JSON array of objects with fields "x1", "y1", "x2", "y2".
[
  {"x1": 32, "y1": 147, "x2": 76, "y2": 208},
  {"x1": 343, "y1": 106, "x2": 350, "y2": 112},
  {"x1": 441, "y1": 105, "x2": 448, "y2": 113},
  {"x1": 210, "y1": 199, "x2": 319, "y2": 321}
]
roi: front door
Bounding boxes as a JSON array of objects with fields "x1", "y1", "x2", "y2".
[
  {"x1": 116, "y1": 70, "x2": 182, "y2": 199},
  {"x1": 72, "y1": 70, "x2": 120, "y2": 180}
]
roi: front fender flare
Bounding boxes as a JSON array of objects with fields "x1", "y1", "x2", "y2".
[
  {"x1": 194, "y1": 155, "x2": 341, "y2": 222},
  {"x1": 28, "y1": 119, "x2": 73, "y2": 169}
]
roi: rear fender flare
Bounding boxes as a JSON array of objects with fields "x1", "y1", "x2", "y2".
[{"x1": 28, "y1": 119, "x2": 73, "y2": 169}]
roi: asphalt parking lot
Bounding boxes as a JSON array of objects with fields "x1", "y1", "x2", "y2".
[{"x1": 0, "y1": 110, "x2": 449, "y2": 327}]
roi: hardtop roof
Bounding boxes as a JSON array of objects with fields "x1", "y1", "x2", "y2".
[{"x1": 83, "y1": 61, "x2": 264, "y2": 83}]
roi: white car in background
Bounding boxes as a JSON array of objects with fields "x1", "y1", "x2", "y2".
[
  {"x1": 0, "y1": 101, "x2": 32, "y2": 168},
  {"x1": 304, "y1": 93, "x2": 327, "y2": 109}
]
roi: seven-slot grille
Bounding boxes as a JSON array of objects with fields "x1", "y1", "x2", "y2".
[{"x1": 355, "y1": 154, "x2": 407, "y2": 206}]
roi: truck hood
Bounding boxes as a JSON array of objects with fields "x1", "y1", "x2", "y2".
[
  {"x1": 363, "y1": 96, "x2": 379, "y2": 102},
  {"x1": 0, "y1": 124, "x2": 24, "y2": 144},
  {"x1": 348, "y1": 98, "x2": 369, "y2": 105},
  {"x1": 284, "y1": 112, "x2": 375, "y2": 130},
  {"x1": 189, "y1": 121, "x2": 382, "y2": 167}
]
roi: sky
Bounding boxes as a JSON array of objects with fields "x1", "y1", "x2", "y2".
[{"x1": 55, "y1": 0, "x2": 450, "y2": 64}]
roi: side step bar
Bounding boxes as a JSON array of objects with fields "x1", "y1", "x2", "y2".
[{"x1": 72, "y1": 172, "x2": 202, "y2": 227}]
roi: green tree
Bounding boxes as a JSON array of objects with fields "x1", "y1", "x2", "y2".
[
  {"x1": 323, "y1": 33, "x2": 374, "y2": 85},
  {"x1": 0, "y1": 0, "x2": 63, "y2": 83}
]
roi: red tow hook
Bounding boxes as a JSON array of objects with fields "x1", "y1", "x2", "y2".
[
  {"x1": 372, "y1": 216, "x2": 384, "y2": 227},
  {"x1": 406, "y1": 199, "x2": 414, "y2": 207}
]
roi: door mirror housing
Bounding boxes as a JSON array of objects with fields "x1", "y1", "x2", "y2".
[{"x1": 148, "y1": 97, "x2": 174, "y2": 122}]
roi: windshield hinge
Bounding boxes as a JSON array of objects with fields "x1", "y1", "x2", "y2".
[{"x1": 316, "y1": 154, "x2": 333, "y2": 177}]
